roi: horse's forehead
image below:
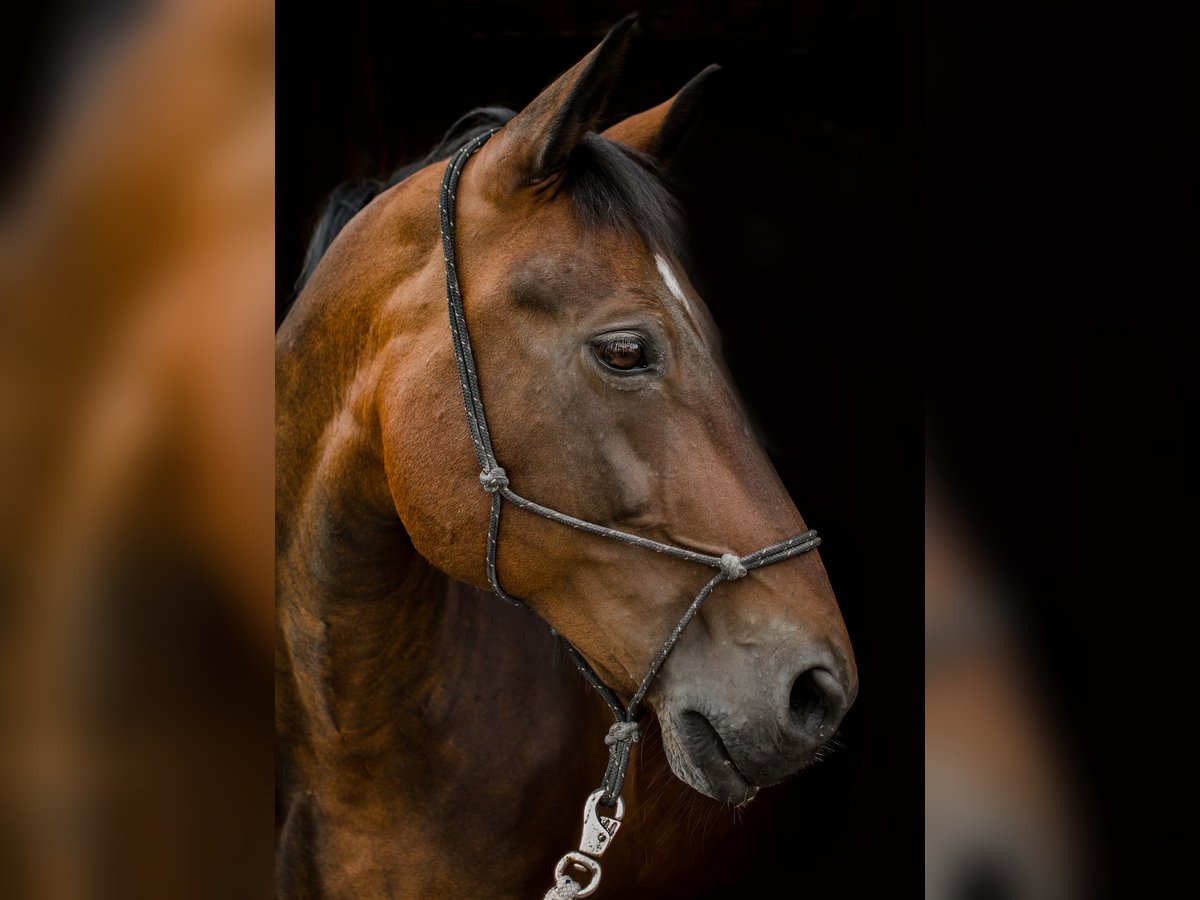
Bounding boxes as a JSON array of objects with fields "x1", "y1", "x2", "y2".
[
  {"x1": 458, "y1": 188, "x2": 712, "y2": 337},
  {"x1": 494, "y1": 231, "x2": 696, "y2": 319},
  {"x1": 508, "y1": 229, "x2": 652, "y2": 276}
]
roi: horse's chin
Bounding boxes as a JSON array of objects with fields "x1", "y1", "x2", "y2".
[{"x1": 658, "y1": 709, "x2": 761, "y2": 807}]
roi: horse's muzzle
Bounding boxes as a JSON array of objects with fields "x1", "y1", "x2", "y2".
[{"x1": 656, "y1": 651, "x2": 856, "y2": 805}]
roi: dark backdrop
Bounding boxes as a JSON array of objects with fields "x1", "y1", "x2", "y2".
[
  {"x1": 926, "y1": 3, "x2": 1198, "y2": 897},
  {"x1": 279, "y1": 0, "x2": 921, "y2": 895}
]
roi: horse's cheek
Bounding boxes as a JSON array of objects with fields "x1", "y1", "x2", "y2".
[{"x1": 378, "y1": 385, "x2": 490, "y2": 588}]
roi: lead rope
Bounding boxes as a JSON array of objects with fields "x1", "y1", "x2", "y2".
[{"x1": 439, "y1": 131, "x2": 822, "y2": 899}]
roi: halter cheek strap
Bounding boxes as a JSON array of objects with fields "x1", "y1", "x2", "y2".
[{"x1": 440, "y1": 130, "x2": 821, "y2": 896}]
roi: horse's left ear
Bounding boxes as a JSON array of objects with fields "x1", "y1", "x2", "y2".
[{"x1": 602, "y1": 64, "x2": 722, "y2": 162}]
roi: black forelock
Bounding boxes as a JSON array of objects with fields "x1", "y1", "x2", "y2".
[
  {"x1": 563, "y1": 133, "x2": 681, "y2": 255},
  {"x1": 290, "y1": 107, "x2": 682, "y2": 307}
]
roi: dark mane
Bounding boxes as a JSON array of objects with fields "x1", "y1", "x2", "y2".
[
  {"x1": 293, "y1": 106, "x2": 516, "y2": 297},
  {"x1": 292, "y1": 106, "x2": 681, "y2": 300}
]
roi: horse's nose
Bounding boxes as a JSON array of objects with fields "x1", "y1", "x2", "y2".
[
  {"x1": 708, "y1": 651, "x2": 854, "y2": 789},
  {"x1": 655, "y1": 633, "x2": 857, "y2": 803}
]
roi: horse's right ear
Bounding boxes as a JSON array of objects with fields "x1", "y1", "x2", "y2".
[
  {"x1": 481, "y1": 16, "x2": 635, "y2": 188},
  {"x1": 601, "y1": 64, "x2": 722, "y2": 163}
]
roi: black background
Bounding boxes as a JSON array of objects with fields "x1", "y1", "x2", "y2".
[
  {"x1": 277, "y1": 0, "x2": 1197, "y2": 896},
  {"x1": 926, "y1": 3, "x2": 1197, "y2": 896}
]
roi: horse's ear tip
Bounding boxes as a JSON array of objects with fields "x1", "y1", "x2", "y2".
[
  {"x1": 605, "y1": 13, "x2": 640, "y2": 43},
  {"x1": 596, "y1": 14, "x2": 638, "y2": 58}
]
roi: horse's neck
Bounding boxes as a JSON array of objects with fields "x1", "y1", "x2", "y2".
[
  {"x1": 278, "y1": 436, "x2": 601, "y2": 778},
  {"x1": 276, "y1": 411, "x2": 620, "y2": 892}
]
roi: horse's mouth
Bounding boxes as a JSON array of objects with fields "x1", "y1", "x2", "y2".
[{"x1": 660, "y1": 709, "x2": 760, "y2": 806}]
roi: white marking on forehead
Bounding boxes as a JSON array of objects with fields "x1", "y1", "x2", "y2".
[{"x1": 655, "y1": 254, "x2": 692, "y2": 314}]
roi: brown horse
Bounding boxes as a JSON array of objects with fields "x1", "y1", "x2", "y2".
[{"x1": 277, "y1": 19, "x2": 856, "y2": 898}]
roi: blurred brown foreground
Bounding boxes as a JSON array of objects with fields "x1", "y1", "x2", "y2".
[
  {"x1": 0, "y1": 1, "x2": 274, "y2": 897},
  {"x1": 925, "y1": 479, "x2": 1084, "y2": 900}
]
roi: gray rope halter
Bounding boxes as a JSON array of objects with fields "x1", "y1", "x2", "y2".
[{"x1": 439, "y1": 129, "x2": 822, "y2": 809}]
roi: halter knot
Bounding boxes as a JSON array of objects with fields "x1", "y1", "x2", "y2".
[
  {"x1": 479, "y1": 466, "x2": 509, "y2": 493},
  {"x1": 719, "y1": 552, "x2": 747, "y2": 580},
  {"x1": 604, "y1": 720, "x2": 641, "y2": 748}
]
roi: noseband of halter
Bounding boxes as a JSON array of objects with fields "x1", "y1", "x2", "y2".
[{"x1": 439, "y1": 130, "x2": 821, "y2": 810}]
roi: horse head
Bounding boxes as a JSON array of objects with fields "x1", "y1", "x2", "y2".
[{"x1": 314, "y1": 18, "x2": 857, "y2": 806}]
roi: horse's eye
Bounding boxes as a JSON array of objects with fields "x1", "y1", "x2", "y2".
[{"x1": 595, "y1": 336, "x2": 648, "y2": 371}]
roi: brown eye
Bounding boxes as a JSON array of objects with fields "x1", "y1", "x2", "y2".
[{"x1": 596, "y1": 336, "x2": 648, "y2": 371}]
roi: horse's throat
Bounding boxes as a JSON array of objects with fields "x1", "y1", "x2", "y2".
[{"x1": 279, "y1": 491, "x2": 609, "y2": 793}]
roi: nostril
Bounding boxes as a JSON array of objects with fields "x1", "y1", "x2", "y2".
[{"x1": 789, "y1": 667, "x2": 842, "y2": 734}]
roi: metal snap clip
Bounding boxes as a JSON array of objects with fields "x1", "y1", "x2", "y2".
[{"x1": 579, "y1": 789, "x2": 624, "y2": 858}]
